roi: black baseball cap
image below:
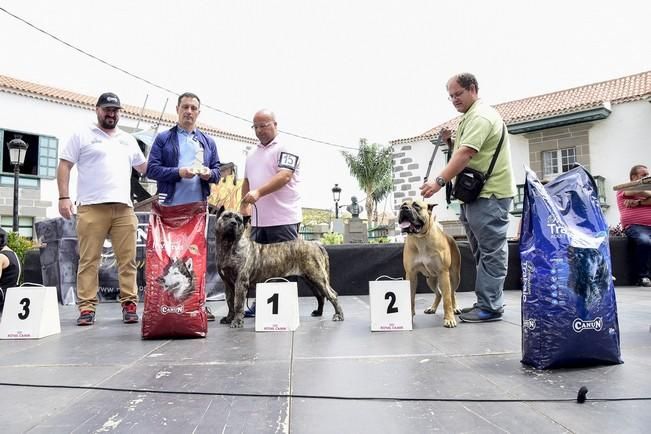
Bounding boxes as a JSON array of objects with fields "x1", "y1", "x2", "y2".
[{"x1": 96, "y1": 92, "x2": 122, "y2": 109}]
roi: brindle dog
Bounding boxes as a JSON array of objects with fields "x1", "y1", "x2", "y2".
[{"x1": 215, "y1": 210, "x2": 344, "y2": 328}]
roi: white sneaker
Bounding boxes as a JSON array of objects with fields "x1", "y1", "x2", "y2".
[{"x1": 641, "y1": 277, "x2": 651, "y2": 287}]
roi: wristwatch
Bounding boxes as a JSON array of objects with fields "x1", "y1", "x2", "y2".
[{"x1": 435, "y1": 176, "x2": 447, "y2": 187}]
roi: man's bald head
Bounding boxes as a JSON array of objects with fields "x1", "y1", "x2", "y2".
[{"x1": 252, "y1": 109, "x2": 278, "y2": 145}]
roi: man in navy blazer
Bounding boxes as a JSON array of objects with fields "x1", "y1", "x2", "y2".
[
  {"x1": 147, "y1": 92, "x2": 220, "y2": 205},
  {"x1": 146, "y1": 92, "x2": 220, "y2": 321}
]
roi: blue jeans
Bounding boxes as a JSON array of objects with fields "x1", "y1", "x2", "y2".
[
  {"x1": 624, "y1": 224, "x2": 651, "y2": 280},
  {"x1": 459, "y1": 196, "x2": 513, "y2": 312}
]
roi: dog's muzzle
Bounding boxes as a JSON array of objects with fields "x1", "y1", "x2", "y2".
[{"x1": 398, "y1": 207, "x2": 422, "y2": 234}]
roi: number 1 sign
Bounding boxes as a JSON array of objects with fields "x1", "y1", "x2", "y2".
[
  {"x1": 369, "y1": 279, "x2": 412, "y2": 331},
  {"x1": 255, "y1": 280, "x2": 300, "y2": 332},
  {"x1": 0, "y1": 286, "x2": 61, "y2": 339}
]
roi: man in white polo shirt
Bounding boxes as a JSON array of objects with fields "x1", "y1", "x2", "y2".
[
  {"x1": 240, "y1": 109, "x2": 302, "y2": 316},
  {"x1": 57, "y1": 92, "x2": 147, "y2": 326}
]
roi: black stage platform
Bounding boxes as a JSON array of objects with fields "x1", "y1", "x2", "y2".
[
  {"x1": 26, "y1": 234, "x2": 639, "y2": 302},
  {"x1": 0, "y1": 288, "x2": 649, "y2": 433}
]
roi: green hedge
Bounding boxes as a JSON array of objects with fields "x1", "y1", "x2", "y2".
[{"x1": 7, "y1": 232, "x2": 36, "y2": 265}]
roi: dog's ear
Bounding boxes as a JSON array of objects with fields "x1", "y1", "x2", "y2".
[
  {"x1": 210, "y1": 204, "x2": 226, "y2": 219},
  {"x1": 242, "y1": 215, "x2": 251, "y2": 226},
  {"x1": 427, "y1": 203, "x2": 438, "y2": 214}
]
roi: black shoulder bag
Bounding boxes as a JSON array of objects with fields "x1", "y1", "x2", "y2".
[{"x1": 451, "y1": 124, "x2": 506, "y2": 203}]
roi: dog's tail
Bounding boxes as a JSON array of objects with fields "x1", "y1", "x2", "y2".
[
  {"x1": 447, "y1": 235, "x2": 462, "y2": 291},
  {"x1": 317, "y1": 244, "x2": 331, "y2": 273}
]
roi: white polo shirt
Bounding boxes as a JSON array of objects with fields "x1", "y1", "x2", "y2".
[
  {"x1": 244, "y1": 138, "x2": 302, "y2": 227},
  {"x1": 60, "y1": 124, "x2": 146, "y2": 206}
]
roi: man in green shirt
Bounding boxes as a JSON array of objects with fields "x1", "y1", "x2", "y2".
[{"x1": 421, "y1": 73, "x2": 516, "y2": 323}]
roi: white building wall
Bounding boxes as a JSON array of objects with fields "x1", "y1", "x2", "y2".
[
  {"x1": 393, "y1": 99, "x2": 650, "y2": 238},
  {"x1": 0, "y1": 91, "x2": 252, "y2": 220},
  {"x1": 393, "y1": 132, "x2": 529, "y2": 238},
  {"x1": 588, "y1": 100, "x2": 651, "y2": 226},
  {"x1": 509, "y1": 133, "x2": 530, "y2": 186},
  {"x1": 392, "y1": 138, "x2": 459, "y2": 220}
]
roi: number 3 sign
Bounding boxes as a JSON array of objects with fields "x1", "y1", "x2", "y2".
[
  {"x1": 0, "y1": 285, "x2": 61, "y2": 339},
  {"x1": 369, "y1": 278, "x2": 413, "y2": 331}
]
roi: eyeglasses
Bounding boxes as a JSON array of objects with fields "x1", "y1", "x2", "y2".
[
  {"x1": 448, "y1": 89, "x2": 466, "y2": 101},
  {"x1": 251, "y1": 122, "x2": 274, "y2": 130}
]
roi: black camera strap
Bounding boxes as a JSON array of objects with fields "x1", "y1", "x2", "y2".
[{"x1": 484, "y1": 123, "x2": 506, "y2": 180}]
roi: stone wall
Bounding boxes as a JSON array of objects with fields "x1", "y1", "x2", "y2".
[
  {"x1": 524, "y1": 123, "x2": 592, "y2": 179},
  {"x1": 0, "y1": 185, "x2": 52, "y2": 220}
]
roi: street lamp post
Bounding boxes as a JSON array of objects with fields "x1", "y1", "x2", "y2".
[
  {"x1": 7, "y1": 136, "x2": 29, "y2": 233},
  {"x1": 331, "y1": 183, "x2": 342, "y2": 219}
]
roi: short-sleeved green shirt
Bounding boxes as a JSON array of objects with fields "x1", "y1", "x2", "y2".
[{"x1": 455, "y1": 100, "x2": 516, "y2": 199}]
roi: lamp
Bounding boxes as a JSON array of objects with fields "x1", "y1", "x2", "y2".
[
  {"x1": 7, "y1": 136, "x2": 28, "y2": 233},
  {"x1": 331, "y1": 183, "x2": 342, "y2": 219}
]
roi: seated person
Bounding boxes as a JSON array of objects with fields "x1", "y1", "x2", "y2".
[
  {"x1": 616, "y1": 164, "x2": 651, "y2": 287},
  {"x1": 0, "y1": 228, "x2": 21, "y2": 309}
]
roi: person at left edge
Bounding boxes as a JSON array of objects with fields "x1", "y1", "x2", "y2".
[
  {"x1": 146, "y1": 92, "x2": 221, "y2": 320},
  {"x1": 0, "y1": 228, "x2": 21, "y2": 312}
]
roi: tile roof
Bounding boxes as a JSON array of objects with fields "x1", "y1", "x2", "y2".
[
  {"x1": 0, "y1": 74, "x2": 257, "y2": 144},
  {"x1": 391, "y1": 70, "x2": 651, "y2": 145}
]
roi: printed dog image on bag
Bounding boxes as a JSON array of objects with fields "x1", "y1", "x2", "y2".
[
  {"x1": 158, "y1": 257, "x2": 196, "y2": 301},
  {"x1": 567, "y1": 246, "x2": 608, "y2": 307}
]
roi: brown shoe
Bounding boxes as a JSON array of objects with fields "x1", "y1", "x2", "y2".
[{"x1": 122, "y1": 302, "x2": 139, "y2": 324}]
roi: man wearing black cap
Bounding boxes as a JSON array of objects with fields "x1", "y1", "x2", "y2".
[{"x1": 57, "y1": 92, "x2": 147, "y2": 326}]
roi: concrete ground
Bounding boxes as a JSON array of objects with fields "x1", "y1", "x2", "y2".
[{"x1": 0, "y1": 287, "x2": 649, "y2": 433}]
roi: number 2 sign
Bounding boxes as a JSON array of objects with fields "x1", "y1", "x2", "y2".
[{"x1": 369, "y1": 279, "x2": 412, "y2": 331}]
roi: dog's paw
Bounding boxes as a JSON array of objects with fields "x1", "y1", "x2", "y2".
[
  {"x1": 220, "y1": 316, "x2": 233, "y2": 324},
  {"x1": 230, "y1": 318, "x2": 244, "y2": 328},
  {"x1": 424, "y1": 307, "x2": 437, "y2": 314},
  {"x1": 311, "y1": 310, "x2": 323, "y2": 317},
  {"x1": 331, "y1": 313, "x2": 344, "y2": 321},
  {"x1": 453, "y1": 307, "x2": 462, "y2": 314},
  {"x1": 443, "y1": 317, "x2": 457, "y2": 328}
]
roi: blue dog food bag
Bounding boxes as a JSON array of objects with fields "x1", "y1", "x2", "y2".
[{"x1": 520, "y1": 165, "x2": 622, "y2": 369}]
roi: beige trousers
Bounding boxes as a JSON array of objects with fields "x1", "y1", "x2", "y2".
[{"x1": 76, "y1": 203, "x2": 138, "y2": 311}]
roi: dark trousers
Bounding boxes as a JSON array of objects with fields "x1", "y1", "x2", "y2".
[
  {"x1": 250, "y1": 223, "x2": 300, "y2": 244},
  {"x1": 247, "y1": 223, "x2": 300, "y2": 304},
  {"x1": 624, "y1": 224, "x2": 651, "y2": 280}
]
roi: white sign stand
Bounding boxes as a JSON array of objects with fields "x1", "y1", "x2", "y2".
[
  {"x1": 0, "y1": 285, "x2": 61, "y2": 339},
  {"x1": 369, "y1": 277, "x2": 412, "y2": 331},
  {"x1": 255, "y1": 279, "x2": 300, "y2": 332}
]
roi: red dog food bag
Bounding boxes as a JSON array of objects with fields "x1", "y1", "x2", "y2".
[{"x1": 142, "y1": 201, "x2": 208, "y2": 339}]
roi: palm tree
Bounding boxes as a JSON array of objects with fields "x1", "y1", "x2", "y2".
[
  {"x1": 370, "y1": 171, "x2": 393, "y2": 225},
  {"x1": 341, "y1": 139, "x2": 393, "y2": 227}
]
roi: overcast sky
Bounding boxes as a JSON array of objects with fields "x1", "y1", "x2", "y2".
[{"x1": 1, "y1": 0, "x2": 649, "y2": 211}]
